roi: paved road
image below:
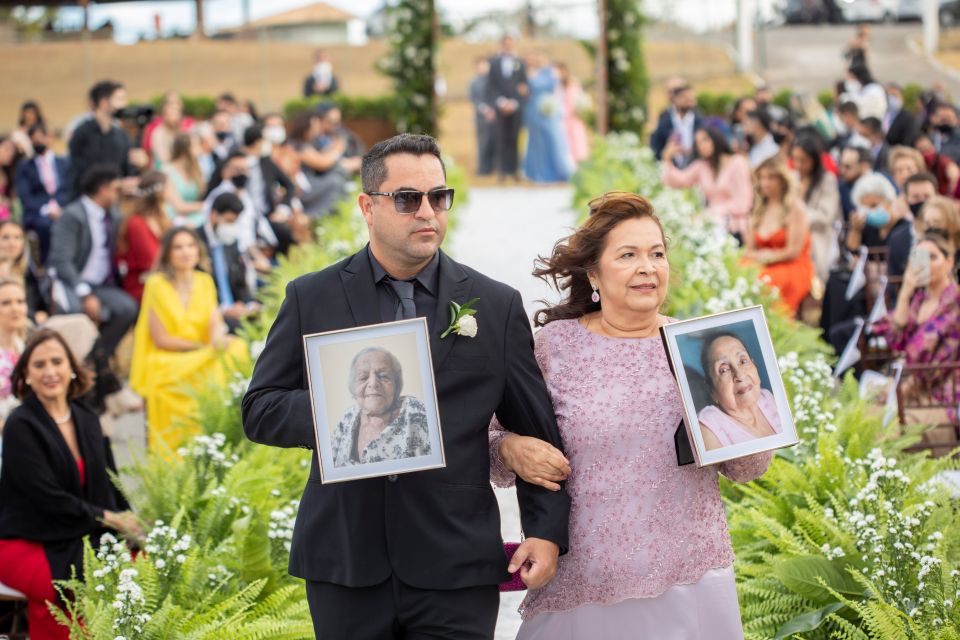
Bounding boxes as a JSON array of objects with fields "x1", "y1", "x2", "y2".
[{"x1": 758, "y1": 23, "x2": 960, "y2": 96}]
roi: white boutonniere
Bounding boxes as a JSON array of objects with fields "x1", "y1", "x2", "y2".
[{"x1": 441, "y1": 298, "x2": 479, "y2": 339}]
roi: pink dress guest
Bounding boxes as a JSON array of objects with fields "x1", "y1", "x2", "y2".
[
  {"x1": 698, "y1": 388, "x2": 783, "y2": 447},
  {"x1": 562, "y1": 81, "x2": 590, "y2": 164},
  {"x1": 490, "y1": 318, "x2": 770, "y2": 639},
  {"x1": 662, "y1": 154, "x2": 753, "y2": 238}
]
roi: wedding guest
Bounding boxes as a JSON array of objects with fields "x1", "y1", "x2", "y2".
[
  {"x1": 50, "y1": 164, "x2": 139, "y2": 363},
  {"x1": 216, "y1": 93, "x2": 255, "y2": 147},
  {"x1": 118, "y1": 172, "x2": 170, "y2": 303},
  {"x1": 884, "y1": 83, "x2": 919, "y2": 148},
  {"x1": 662, "y1": 127, "x2": 753, "y2": 241},
  {"x1": 470, "y1": 57, "x2": 497, "y2": 176},
  {"x1": 845, "y1": 172, "x2": 907, "y2": 256},
  {"x1": 0, "y1": 277, "x2": 29, "y2": 430},
  {"x1": 888, "y1": 146, "x2": 925, "y2": 193},
  {"x1": 130, "y1": 227, "x2": 247, "y2": 455},
  {"x1": 331, "y1": 347, "x2": 431, "y2": 468},
  {"x1": 491, "y1": 191, "x2": 769, "y2": 639},
  {"x1": 729, "y1": 96, "x2": 757, "y2": 153},
  {"x1": 916, "y1": 194, "x2": 960, "y2": 245},
  {"x1": 0, "y1": 136, "x2": 15, "y2": 220},
  {"x1": 14, "y1": 123, "x2": 70, "y2": 262},
  {"x1": 523, "y1": 50, "x2": 572, "y2": 183},
  {"x1": 838, "y1": 146, "x2": 872, "y2": 221},
  {"x1": 147, "y1": 92, "x2": 192, "y2": 167},
  {"x1": 0, "y1": 221, "x2": 48, "y2": 324},
  {"x1": 303, "y1": 49, "x2": 339, "y2": 98},
  {"x1": 858, "y1": 117, "x2": 890, "y2": 174},
  {"x1": 0, "y1": 328, "x2": 142, "y2": 640},
  {"x1": 871, "y1": 231, "x2": 959, "y2": 414},
  {"x1": 487, "y1": 35, "x2": 528, "y2": 180},
  {"x1": 651, "y1": 80, "x2": 703, "y2": 167},
  {"x1": 743, "y1": 159, "x2": 814, "y2": 313},
  {"x1": 916, "y1": 133, "x2": 960, "y2": 197},
  {"x1": 161, "y1": 133, "x2": 206, "y2": 227},
  {"x1": 286, "y1": 111, "x2": 349, "y2": 218},
  {"x1": 67, "y1": 80, "x2": 148, "y2": 198},
  {"x1": 846, "y1": 63, "x2": 887, "y2": 121},
  {"x1": 697, "y1": 333, "x2": 782, "y2": 451},
  {"x1": 791, "y1": 134, "x2": 841, "y2": 283},
  {"x1": 557, "y1": 62, "x2": 589, "y2": 164},
  {"x1": 744, "y1": 109, "x2": 780, "y2": 169},
  {"x1": 197, "y1": 192, "x2": 259, "y2": 333},
  {"x1": 10, "y1": 101, "x2": 44, "y2": 158}
]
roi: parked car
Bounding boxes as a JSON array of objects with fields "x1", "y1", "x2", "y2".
[
  {"x1": 838, "y1": 0, "x2": 899, "y2": 22},
  {"x1": 784, "y1": 0, "x2": 834, "y2": 23}
]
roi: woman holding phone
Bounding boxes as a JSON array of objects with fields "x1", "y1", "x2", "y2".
[{"x1": 872, "y1": 230, "x2": 960, "y2": 414}]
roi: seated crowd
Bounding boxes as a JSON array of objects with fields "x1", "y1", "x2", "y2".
[
  {"x1": 654, "y1": 57, "x2": 960, "y2": 432},
  {"x1": 0, "y1": 77, "x2": 363, "y2": 636}
]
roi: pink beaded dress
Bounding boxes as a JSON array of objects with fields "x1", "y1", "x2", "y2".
[{"x1": 490, "y1": 318, "x2": 771, "y2": 639}]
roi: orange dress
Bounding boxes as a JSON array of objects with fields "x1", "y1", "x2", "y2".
[{"x1": 753, "y1": 228, "x2": 814, "y2": 312}]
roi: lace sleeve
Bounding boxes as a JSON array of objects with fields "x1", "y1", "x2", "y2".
[
  {"x1": 718, "y1": 450, "x2": 772, "y2": 483},
  {"x1": 488, "y1": 415, "x2": 517, "y2": 488}
]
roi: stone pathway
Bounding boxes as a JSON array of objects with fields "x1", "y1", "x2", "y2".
[{"x1": 448, "y1": 185, "x2": 578, "y2": 639}]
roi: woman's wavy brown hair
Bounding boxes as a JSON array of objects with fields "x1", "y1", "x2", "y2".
[
  {"x1": 533, "y1": 191, "x2": 667, "y2": 327},
  {"x1": 11, "y1": 328, "x2": 92, "y2": 400}
]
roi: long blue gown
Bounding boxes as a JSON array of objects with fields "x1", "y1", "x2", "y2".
[{"x1": 523, "y1": 67, "x2": 573, "y2": 183}]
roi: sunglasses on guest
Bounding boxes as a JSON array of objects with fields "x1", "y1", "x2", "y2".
[{"x1": 366, "y1": 188, "x2": 455, "y2": 214}]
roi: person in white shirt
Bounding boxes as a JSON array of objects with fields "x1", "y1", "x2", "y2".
[{"x1": 744, "y1": 108, "x2": 781, "y2": 169}]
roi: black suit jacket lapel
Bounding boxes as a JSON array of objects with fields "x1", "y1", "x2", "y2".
[
  {"x1": 339, "y1": 248, "x2": 381, "y2": 327},
  {"x1": 430, "y1": 251, "x2": 472, "y2": 370}
]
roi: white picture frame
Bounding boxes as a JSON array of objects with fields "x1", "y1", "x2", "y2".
[
  {"x1": 659, "y1": 306, "x2": 799, "y2": 467},
  {"x1": 303, "y1": 318, "x2": 446, "y2": 483}
]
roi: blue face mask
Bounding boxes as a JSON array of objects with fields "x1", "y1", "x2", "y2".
[{"x1": 864, "y1": 207, "x2": 890, "y2": 228}]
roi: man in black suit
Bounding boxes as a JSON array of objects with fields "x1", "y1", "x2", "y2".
[
  {"x1": 15, "y1": 123, "x2": 70, "y2": 262},
  {"x1": 243, "y1": 134, "x2": 570, "y2": 639},
  {"x1": 859, "y1": 117, "x2": 890, "y2": 174},
  {"x1": 239, "y1": 124, "x2": 297, "y2": 256},
  {"x1": 649, "y1": 80, "x2": 703, "y2": 166},
  {"x1": 486, "y1": 36, "x2": 527, "y2": 180},
  {"x1": 303, "y1": 49, "x2": 339, "y2": 98},
  {"x1": 884, "y1": 83, "x2": 919, "y2": 148},
  {"x1": 197, "y1": 192, "x2": 260, "y2": 334}
]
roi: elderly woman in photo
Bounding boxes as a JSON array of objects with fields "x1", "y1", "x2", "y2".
[
  {"x1": 331, "y1": 347, "x2": 431, "y2": 467},
  {"x1": 697, "y1": 332, "x2": 783, "y2": 451}
]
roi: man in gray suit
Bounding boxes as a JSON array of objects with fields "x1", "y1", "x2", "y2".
[
  {"x1": 50, "y1": 164, "x2": 138, "y2": 361},
  {"x1": 469, "y1": 57, "x2": 496, "y2": 176}
]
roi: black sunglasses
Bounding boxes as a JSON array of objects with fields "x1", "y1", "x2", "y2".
[{"x1": 366, "y1": 188, "x2": 455, "y2": 214}]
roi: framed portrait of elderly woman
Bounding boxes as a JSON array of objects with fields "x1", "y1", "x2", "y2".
[
  {"x1": 659, "y1": 306, "x2": 798, "y2": 467},
  {"x1": 303, "y1": 318, "x2": 446, "y2": 483}
]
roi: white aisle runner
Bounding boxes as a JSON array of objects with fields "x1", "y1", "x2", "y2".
[{"x1": 447, "y1": 186, "x2": 577, "y2": 639}]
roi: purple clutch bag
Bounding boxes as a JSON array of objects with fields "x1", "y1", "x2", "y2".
[{"x1": 500, "y1": 542, "x2": 527, "y2": 592}]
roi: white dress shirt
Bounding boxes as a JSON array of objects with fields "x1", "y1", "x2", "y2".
[{"x1": 76, "y1": 196, "x2": 113, "y2": 298}]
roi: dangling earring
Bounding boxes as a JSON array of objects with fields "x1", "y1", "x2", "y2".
[
  {"x1": 591, "y1": 286, "x2": 600, "y2": 303},
  {"x1": 70, "y1": 372, "x2": 77, "y2": 380}
]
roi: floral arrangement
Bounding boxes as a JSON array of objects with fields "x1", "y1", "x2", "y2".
[
  {"x1": 377, "y1": 0, "x2": 437, "y2": 135},
  {"x1": 605, "y1": 0, "x2": 650, "y2": 135}
]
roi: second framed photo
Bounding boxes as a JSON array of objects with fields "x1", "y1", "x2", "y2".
[
  {"x1": 303, "y1": 318, "x2": 446, "y2": 483},
  {"x1": 660, "y1": 306, "x2": 798, "y2": 467}
]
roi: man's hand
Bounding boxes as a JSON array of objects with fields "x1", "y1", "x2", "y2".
[
  {"x1": 508, "y1": 538, "x2": 559, "y2": 590},
  {"x1": 499, "y1": 433, "x2": 570, "y2": 491},
  {"x1": 82, "y1": 294, "x2": 101, "y2": 324}
]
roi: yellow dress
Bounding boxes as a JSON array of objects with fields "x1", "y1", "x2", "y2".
[{"x1": 130, "y1": 271, "x2": 248, "y2": 455}]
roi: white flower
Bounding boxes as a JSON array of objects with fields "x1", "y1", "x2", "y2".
[{"x1": 457, "y1": 315, "x2": 478, "y2": 337}]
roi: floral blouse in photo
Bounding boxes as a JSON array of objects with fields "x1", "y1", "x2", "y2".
[{"x1": 331, "y1": 395, "x2": 432, "y2": 467}]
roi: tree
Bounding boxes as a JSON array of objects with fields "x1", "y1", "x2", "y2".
[
  {"x1": 377, "y1": 0, "x2": 437, "y2": 136},
  {"x1": 605, "y1": 0, "x2": 649, "y2": 136}
]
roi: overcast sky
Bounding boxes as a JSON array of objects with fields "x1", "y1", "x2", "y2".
[{"x1": 54, "y1": 0, "x2": 766, "y2": 43}]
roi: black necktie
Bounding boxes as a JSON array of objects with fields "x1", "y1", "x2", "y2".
[{"x1": 388, "y1": 279, "x2": 416, "y2": 321}]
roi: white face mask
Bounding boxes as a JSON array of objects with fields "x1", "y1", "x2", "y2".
[
  {"x1": 215, "y1": 221, "x2": 241, "y2": 246},
  {"x1": 264, "y1": 125, "x2": 286, "y2": 146}
]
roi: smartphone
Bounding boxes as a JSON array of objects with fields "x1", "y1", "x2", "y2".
[{"x1": 911, "y1": 246, "x2": 931, "y2": 287}]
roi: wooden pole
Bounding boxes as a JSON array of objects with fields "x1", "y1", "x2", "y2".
[
  {"x1": 80, "y1": 0, "x2": 89, "y2": 32},
  {"x1": 596, "y1": 0, "x2": 609, "y2": 135}
]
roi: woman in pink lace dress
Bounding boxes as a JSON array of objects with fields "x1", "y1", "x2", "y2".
[{"x1": 490, "y1": 192, "x2": 770, "y2": 639}]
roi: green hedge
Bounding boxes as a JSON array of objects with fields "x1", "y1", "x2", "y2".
[{"x1": 282, "y1": 94, "x2": 400, "y2": 122}]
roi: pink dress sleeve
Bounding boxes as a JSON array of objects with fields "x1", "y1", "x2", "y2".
[
  {"x1": 662, "y1": 159, "x2": 706, "y2": 190},
  {"x1": 719, "y1": 451, "x2": 772, "y2": 483},
  {"x1": 871, "y1": 286, "x2": 960, "y2": 365},
  {"x1": 488, "y1": 328, "x2": 554, "y2": 487}
]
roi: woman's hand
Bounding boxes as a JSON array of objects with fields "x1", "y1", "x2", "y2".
[
  {"x1": 662, "y1": 138, "x2": 679, "y2": 161},
  {"x1": 499, "y1": 434, "x2": 571, "y2": 491},
  {"x1": 102, "y1": 510, "x2": 144, "y2": 539}
]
